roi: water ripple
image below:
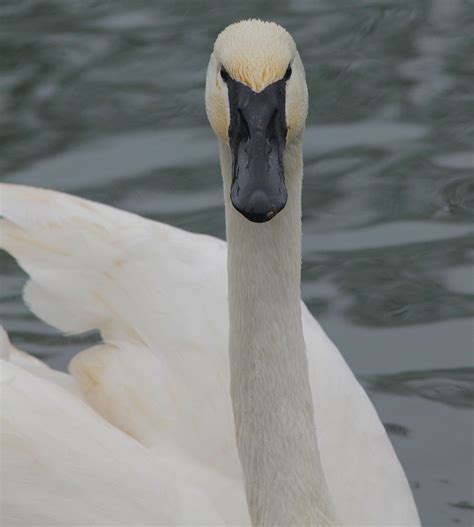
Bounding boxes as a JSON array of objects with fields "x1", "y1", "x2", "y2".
[{"x1": 367, "y1": 368, "x2": 474, "y2": 409}]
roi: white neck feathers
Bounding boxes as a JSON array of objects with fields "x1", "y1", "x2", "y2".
[{"x1": 220, "y1": 141, "x2": 338, "y2": 526}]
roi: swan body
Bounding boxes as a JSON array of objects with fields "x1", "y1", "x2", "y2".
[
  {"x1": 0, "y1": 19, "x2": 420, "y2": 527},
  {"x1": 1, "y1": 184, "x2": 419, "y2": 526}
]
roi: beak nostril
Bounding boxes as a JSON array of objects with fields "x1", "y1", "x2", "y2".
[
  {"x1": 238, "y1": 109, "x2": 250, "y2": 141},
  {"x1": 268, "y1": 110, "x2": 277, "y2": 133}
]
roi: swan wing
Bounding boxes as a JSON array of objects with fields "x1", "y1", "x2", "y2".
[
  {"x1": 0, "y1": 182, "x2": 238, "y2": 461},
  {"x1": 0, "y1": 183, "x2": 249, "y2": 523},
  {"x1": 1, "y1": 356, "x2": 226, "y2": 526}
]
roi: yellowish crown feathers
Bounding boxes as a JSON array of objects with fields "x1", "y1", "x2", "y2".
[{"x1": 214, "y1": 19, "x2": 296, "y2": 92}]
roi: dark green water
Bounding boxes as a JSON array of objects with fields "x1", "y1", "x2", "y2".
[{"x1": 1, "y1": 1, "x2": 473, "y2": 525}]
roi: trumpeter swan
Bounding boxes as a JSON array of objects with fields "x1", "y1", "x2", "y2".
[{"x1": 0, "y1": 19, "x2": 420, "y2": 526}]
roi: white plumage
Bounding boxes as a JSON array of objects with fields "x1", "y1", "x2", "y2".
[
  {"x1": 0, "y1": 19, "x2": 420, "y2": 526},
  {"x1": 1, "y1": 183, "x2": 419, "y2": 525}
]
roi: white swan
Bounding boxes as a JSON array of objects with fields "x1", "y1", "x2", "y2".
[{"x1": 0, "y1": 19, "x2": 420, "y2": 526}]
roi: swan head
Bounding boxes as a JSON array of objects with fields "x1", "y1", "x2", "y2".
[{"x1": 206, "y1": 19, "x2": 308, "y2": 223}]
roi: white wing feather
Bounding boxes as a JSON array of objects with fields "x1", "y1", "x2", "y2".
[{"x1": 1, "y1": 357, "x2": 232, "y2": 526}]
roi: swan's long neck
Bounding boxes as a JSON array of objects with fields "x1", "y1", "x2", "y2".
[{"x1": 220, "y1": 140, "x2": 337, "y2": 526}]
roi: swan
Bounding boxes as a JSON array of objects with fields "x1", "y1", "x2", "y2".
[{"x1": 0, "y1": 19, "x2": 421, "y2": 526}]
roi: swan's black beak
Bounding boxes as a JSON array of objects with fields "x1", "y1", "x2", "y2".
[{"x1": 227, "y1": 77, "x2": 288, "y2": 223}]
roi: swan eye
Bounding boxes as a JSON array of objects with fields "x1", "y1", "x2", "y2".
[
  {"x1": 220, "y1": 67, "x2": 229, "y2": 83},
  {"x1": 284, "y1": 64, "x2": 292, "y2": 81}
]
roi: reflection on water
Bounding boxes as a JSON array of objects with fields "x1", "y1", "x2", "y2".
[
  {"x1": 449, "y1": 501, "x2": 474, "y2": 511},
  {"x1": 1, "y1": 1, "x2": 473, "y2": 525},
  {"x1": 368, "y1": 368, "x2": 474, "y2": 408},
  {"x1": 383, "y1": 422, "x2": 411, "y2": 437}
]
